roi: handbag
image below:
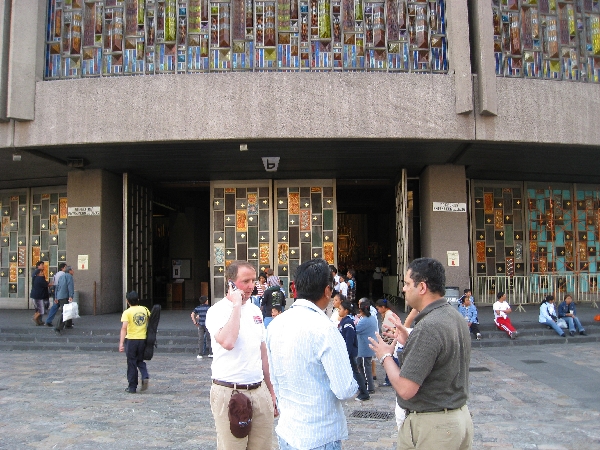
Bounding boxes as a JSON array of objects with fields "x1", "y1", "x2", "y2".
[
  {"x1": 62, "y1": 302, "x2": 80, "y2": 321},
  {"x1": 557, "y1": 318, "x2": 568, "y2": 329}
]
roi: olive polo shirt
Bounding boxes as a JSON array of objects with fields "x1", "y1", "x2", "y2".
[{"x1": 397, "y1": 299, "x2": 471, "y2": 413}]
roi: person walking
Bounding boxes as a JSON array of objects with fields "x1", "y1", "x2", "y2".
[
  {"x1": 356, "y1": 299, "x2": 378, "y2": 393},
  {"x1": 191, "y1": 296, "x2": 212, "y2": 359},
  {"x1": 30, "y1": 268, "x2": 49, "y2": 326},
  {"x1": 369, "y1": 257, "x2": 474, "y2": 450},
  {"x1": 266, "y1": 258, "x2": 358, "y2": 450},
  {"x1": 45, "y1": 263, "x2": 67, "y2": 327},
  {"x1": 118, "y1": 291, "x2": 150, "y2": 393},
  {"x1": 205, "y1": 260, "x2": 278, "y2": 450},
  {"x1": 53, "y1": 265, "x2": 74, "y2": 334}
]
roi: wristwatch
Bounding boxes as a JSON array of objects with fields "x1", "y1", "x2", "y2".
[{"x1": 379, "y1": 352, "x2": 393, "y2": 365}]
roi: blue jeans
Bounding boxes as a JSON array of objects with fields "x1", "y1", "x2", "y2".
[
  {"x1": 563, "y1": 316, "x2": 585, "y2": 333},
  {"x1": 125, "y1": 339, "x2": 149, "y2": 391},
  {"x1": 46, "y1": 300, "x2": 59, "y2": 324},
  {"x1": 278, "y1": 436, "x2": 341, "y2": 450},
  {"x1": 541, "y1": 319, "x2": 564, "y2": 336}
]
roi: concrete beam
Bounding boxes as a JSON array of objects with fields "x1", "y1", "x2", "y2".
[
  {"x1": 447, "y1": 0, "x2": 474, "y2": 114},
  {"x1": 470, "y1": 0, "x2": 498, "y2": 115},
  {"x1": 0, "y1": 0, "x2": 11, "y2": 120}
]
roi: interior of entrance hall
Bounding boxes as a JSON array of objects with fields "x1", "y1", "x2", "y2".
[{"x1": 150, "y1": 179, "x2": 419, "y2": 309}]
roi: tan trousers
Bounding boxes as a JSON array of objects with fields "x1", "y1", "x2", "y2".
[
  {"x1": 397, "y1": 405, "x2": 473, "y2": 450},
  {"x1": 210, "y1": 382, "x2": 274, "y2": 450}
]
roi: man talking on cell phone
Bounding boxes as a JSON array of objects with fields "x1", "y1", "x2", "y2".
[{"x1": 205, "y1": 260, "x2": 278, "y2": 450}]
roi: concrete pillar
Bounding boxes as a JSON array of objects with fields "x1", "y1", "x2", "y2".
[
  {"x1": 446, "y1": 0, "x2": 473, "y2": 114},
  {"x1": 419, "y1": 165, "x2": 470, "y2": 292},
  {"x1": 0, "y1": 0, "x2": 11, "y2": 120},
  {"x1": 6, "y1": 0, "x2": 45, "y2": 120},
  {"x1": 67, "y1": 169, "x2": 123, "y2": 315},
  {"x1": 470, "y1": 0, "x2": 498, "y2": 115}
]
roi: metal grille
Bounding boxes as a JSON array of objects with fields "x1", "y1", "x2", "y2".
[
  {"x1": 349, "y1": 410, "x2": 395, "y2": 420},
  {"x1": 469, "y1": 366, "x2": 491, "y2": 372}
]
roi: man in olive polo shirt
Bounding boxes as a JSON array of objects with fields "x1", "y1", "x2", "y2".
[{"x1": 370, "y1": 257, "x2": 473, "y2": 449}]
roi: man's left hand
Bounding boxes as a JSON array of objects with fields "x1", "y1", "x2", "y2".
[
  {"x1": 270, "y1": 390, "x2": 279, "y2": 417},
  {"x1": 368, "y1": 332, "x2": 396, "y2": 361}
]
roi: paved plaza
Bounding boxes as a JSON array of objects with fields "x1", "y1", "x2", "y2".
[{"x1": 1, "y1": 342, "x2": 599, "y2": 449}]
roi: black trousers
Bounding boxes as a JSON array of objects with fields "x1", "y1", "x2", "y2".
[
  {"x1": 350, "y1": 356, "x2": 369, "y2": 398},
  {"x1": 54, "y1": 298, "x2": 72, "y2": 331}
]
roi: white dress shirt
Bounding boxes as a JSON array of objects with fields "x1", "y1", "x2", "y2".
[{"x1": 266, "y1": 299, "x2": 358, "y2": 449}]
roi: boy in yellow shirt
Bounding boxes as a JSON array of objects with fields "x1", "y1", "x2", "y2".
[{"x1": 119, "y1": 291, "x2": 150, "y2": 393}]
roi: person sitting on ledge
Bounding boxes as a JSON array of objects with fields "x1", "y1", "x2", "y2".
[
  {"x1": 538, "y1": 295, "x2": 565, "y2": 337},
  {"x1": 557, "y1": 294, "x2": 586, "y2": 336}
]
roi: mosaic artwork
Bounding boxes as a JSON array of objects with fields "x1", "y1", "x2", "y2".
[
  {"x1": 45, "y1": 0, "x2": 448, "y2": 77},
  {"x1": 492, "y1": 0, "x2": 600, "y2": 82},
  {"x1": 0, "y1": 191, "x2": 66, "y2": 299},
  {"x1": 473, "y1": 186, "x2": 525, "y2": 277}
]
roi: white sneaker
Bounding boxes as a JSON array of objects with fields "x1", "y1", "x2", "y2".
[
  {"x1": 197, "y1": 355, "x2": 203, "y2": 359},
  {"x1": 208, "y1": 354, "x2": 213, "y2": 358},
  {"x1": 476, "y1": 333, "x2": 482, "y2": 340}
]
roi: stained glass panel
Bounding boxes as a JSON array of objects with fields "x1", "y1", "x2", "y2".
[
  {"x1": 492, "y1": 0, "x2": 600, "y2": 82},
  {"x1": 45, "y1": 0, "x2": 448, "y2": 76}
]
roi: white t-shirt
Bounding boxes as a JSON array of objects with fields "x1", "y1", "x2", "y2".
[
  {"x1": 205, "y1": 298, "x2": 265, "y2": 384},
  {"x1": 493, "y1": 301, "x2": 510, "y2": 320},
  {"x1": 333, "y1": 275, "x2": 340, "y2": 291},
  {"x1": 339, "y1": 281, "x2": 348, "y2": 296}
]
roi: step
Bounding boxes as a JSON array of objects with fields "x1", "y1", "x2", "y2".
[{"x1": 471, "y1": 333, "x2": 600, "y2": 348}]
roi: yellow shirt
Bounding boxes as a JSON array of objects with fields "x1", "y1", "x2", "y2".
[{"x1": 121, "y1": 305, "x2": 150, "y2": 339}]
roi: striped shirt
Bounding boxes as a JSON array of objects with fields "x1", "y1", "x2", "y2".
[{"x1": 266, "y1": 299, "x2": 358, "y2": 449}]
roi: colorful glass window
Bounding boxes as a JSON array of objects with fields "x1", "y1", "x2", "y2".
[{"x1": 45, "y1": 0, "x2": 448, "y2": 77}]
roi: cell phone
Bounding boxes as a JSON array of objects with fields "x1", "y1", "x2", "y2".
[{"x1": 228, "y1": 280, "x2": 238, "y2": 292}]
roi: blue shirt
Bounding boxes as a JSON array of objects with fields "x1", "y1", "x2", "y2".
[
  {"x1": 356, "y1": 313, "x2": 378, "y2": 357},
  {"x1": 55, "y1": 272, "x2": 74, "y2": 300},
  {"x1": 338, "y1": 316, "x2": 358, "y2": 358},
  {"x1": 266, "y1": 299, "x2": 358, "y2": 449},
  {"x1": 458, "y1": 303, "x2": 479, "y2": 324},
  {"x1": 557, "y1": 301, "x2": 576, "y2": 318},
  {"x1": 192, "y1": 304, "x2": 209, "y2": 326}
]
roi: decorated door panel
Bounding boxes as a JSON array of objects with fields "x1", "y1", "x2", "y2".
[
  {"x1": 211, "y1": 181, "x2": 273, "y2": 300},
  {"x1": 273, "y1": 180, "x2": 337, "y2": 295},
  {"x1": 0, "y1": 191, "x2": 29, "y2": 301}
]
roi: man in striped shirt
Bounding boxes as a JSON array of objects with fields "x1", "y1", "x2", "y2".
[{"x1": 266, "y1": 258, "x2": 357, "y2": 450}]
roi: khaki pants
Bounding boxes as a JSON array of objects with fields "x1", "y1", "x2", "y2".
[
  {"x1": 210, "y1": 382, "x2": 274, "y2": 450},
  {"x1": 398, "y1": 405, "x2": 473, "y2": 450}
]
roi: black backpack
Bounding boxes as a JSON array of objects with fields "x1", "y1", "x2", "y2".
[{"x1": 144, "y1": 304, "x2": 161, "y2": 361}]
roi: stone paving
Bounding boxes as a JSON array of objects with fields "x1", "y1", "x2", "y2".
[{"x1": 1, "y1": 343, "x2": 600, "y2": 449}]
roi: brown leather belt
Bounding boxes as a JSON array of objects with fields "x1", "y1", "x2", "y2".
[
  {"x1": 404, "y1": 405, "x2": 464, "y2": 415},
  {"x1": 212, "y1": 379, "x2": 262, "y2": 390}
]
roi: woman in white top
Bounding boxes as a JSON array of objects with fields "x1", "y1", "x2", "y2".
[
  {"x1": 539, "y1": 295, "x2": 566, "y2": 337},
  {"x1": 329, "y1": 293, "x2": 345, "y2": 325}
]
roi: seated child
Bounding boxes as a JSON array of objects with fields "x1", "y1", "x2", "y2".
[
  {"x1": 458, "y1": 295, "x2": 482, "y2": 340},
  {"x1": 493, "y1": 291, "x2": 518, "y2": 339}
]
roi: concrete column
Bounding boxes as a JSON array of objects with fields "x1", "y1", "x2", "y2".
[
  {"x1": 446, "y1": 0, "x2": 473, "y2": 114},
  {"x1": 470, "y1": 0, "x2": 498, "y2": 115},
  {"x1": 419, "y1": 165, "x2": 470, "y2": 292},
  {"x1": 0, "y1": 0, "x2": 10, "y2": 120},
  {"x1": 67, "y1": 169, "x2": 123, "y2": 315},
  {"x1": 6, "y1": 0, "x2": 45, "y2": 120}
]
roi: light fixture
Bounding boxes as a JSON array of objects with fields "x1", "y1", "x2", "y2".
[
  {"x1": 240, "y1": 144, "x2": 248, "y2": 151},
  {"x1": 12, "y1": 153, "x2": 21, "y2": 162}
]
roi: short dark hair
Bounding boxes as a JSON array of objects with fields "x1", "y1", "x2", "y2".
[
  {"x1": 126, "y1": 291, "x2": 139, "y2": 305},
  {"x1": 199, "y1": 295, "x2": 208, "y2": 304},
  {"x1": 496, "y1": 291, "x2": 505, "y2": 300},
  {"x1": 226, "y1": 260, "x2": 256, "y2": 282},
  {"x1": 35, "y1": 260, "x2": 44, "y2": 267},
  {"x1": 407, "y1": 258, "x2": 446, "y2": 296},
  {"x1": 464, "y1": 288, "x2": 472, "y2": 294},
  {"x1": 272, "y1": 305, "x2": 282, "y2": 313},
  {"x1": 358, "y1": 301, "x2": 371, "y2": 317},
  {"x1": 331, "y1": 266, "x2": 337, "y2": 274},
  {"x1": 295, "y1": 259, "x2": 332, "y2": 302},
  {"x1": 58, "y1": 263, "x2": 67, "y2": 271}
]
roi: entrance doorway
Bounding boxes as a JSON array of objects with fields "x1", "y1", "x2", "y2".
[{"x1": 335, "y1": 178, "x2": 420, "y2": 302}]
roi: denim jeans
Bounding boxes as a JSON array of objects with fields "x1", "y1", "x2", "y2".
[
  {"x1": 125, "y1": 339, "x2": 149, "y2": 391},
  {"x1": 563, "y1": 316, "x2": 585, "y2": 332},
  {"x1": 197, "y1": 324, "x2": 212, "y2": 355},
  {"x1": 277, "y1": 436, "x2": 341, "y2": 450},
  {"x1": 45, "y1": 300, "x2": 59, "y2": 324},
  {"x1": 541, "y1": 319, "x2": 565, "y2": 336}
]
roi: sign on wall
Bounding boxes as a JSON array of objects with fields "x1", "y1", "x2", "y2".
[
  {"x1": 68, "y1": 207, "x2": 101, "y2": 216},
  {"x1": 432, "y1": 202, "x2": 466, "y2": 212}
]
